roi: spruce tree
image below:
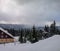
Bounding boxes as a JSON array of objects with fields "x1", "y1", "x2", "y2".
[
  {"x1": 44, "y1": 25, "x2": 49, "y2": 32},
  {"x1": 50, "y1": 20, "x2": 56, "y2": 35},
  {"x1": 19, "y1": 29, "x2": 23, "y2": 43},
  {"x1": 31, "y1": 25, "x2": 38, "y2": 43}
]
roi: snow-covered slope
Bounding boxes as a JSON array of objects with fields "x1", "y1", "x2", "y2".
[{"x1": 0, "y1": 35, "x2": 60, "y2": 51}]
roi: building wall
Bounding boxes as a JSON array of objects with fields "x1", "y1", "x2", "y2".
[
  {"x1": 0, "y1": 39, "x2": 14, "y2": 43},
  {"x1": 0, "y1": 30, "x2": 14, "y2": 43},
  {"x1": 0, "y1": 30, "x2": 13, "y2": 39}
]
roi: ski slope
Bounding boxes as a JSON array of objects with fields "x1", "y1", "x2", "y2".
[{"x1": 0, "y1": 35, "x2": 60, "y2": 51}]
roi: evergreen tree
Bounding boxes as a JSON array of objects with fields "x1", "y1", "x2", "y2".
[
  {"x1": 28, "y1": 30, "x2": 33, "y2": 43},
  {"x1": 50, "y1": 20, "x2": 57, "y2": 36},
  {"x1": 19, "y1": 29, "x2": 27, "y2": 43},
  {"x1": 19, "y1": 29, "x2": 23, "y2": 43},
  {"x1": 23, "y1": 29, "x2": 27, "y2": 43},
  {"x1": 37, "y1": 30, "x2": 43, "y2": 40},
  {"x1": 44, "y1": 25, "x2": 49, "y2": 32},
  {"x1": 31, "y1": 25, "x2": 38, "y2": 43}
]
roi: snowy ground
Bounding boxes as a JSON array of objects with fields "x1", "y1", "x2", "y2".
[{"x1": 0, "y1": 35, "x2": 60, "y2": 51}]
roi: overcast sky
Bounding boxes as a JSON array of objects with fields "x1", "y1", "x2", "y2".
[{"x1": 0, "y1": 0, "x2": 60, "y2": 26}]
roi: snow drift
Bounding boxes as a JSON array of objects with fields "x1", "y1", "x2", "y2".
[{"x1": 0, "y1": 35, "x2": 60, "y2": 51}]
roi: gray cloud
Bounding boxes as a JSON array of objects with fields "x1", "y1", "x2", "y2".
[{"x1": 0, "y1": 0, "x2": 60, "y2": 26}]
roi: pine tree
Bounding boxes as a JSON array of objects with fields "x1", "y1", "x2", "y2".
[
  {"x1": 19, "y1": 29, "x2": 23, "y2": 43},
  {"x1": 31, "y1": 25, "x2": 38, "y2": 43},
  {"x1": 44, "y1": 25, "x2": 49, "y2": 32},
  {"x1": 50, "y1": 20, "x2": 56, "y2": 35},
  {"x1": 38, "y1": 30, "x2": 43, "y2": 40},
  {"x1": 23, "y1": 29, "x2": 27, "y2": 43}
]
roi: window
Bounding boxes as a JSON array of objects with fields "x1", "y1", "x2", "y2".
[
  {"x1": 1, "y1": 32, "x2": 3, "y2": 34},
  {"x1": 1, "y1": 35, "x2": 4, "y2": 38},
  {"x1": 5, "y1": 35, "x2": 8, "y2": 38}
]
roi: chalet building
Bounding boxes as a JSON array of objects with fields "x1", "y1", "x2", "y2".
[{"x1": 0, "y1": 27, "x2": 15, "y2": 43}]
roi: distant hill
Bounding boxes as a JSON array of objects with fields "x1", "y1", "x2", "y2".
[
  {"x1": 0, "y1": 24, "x2": 60, "y2": 30},
  {"x1": 0, "y1": 24, "x2": 32, "y2": 30},
  {"x1": 57, "y1": 26, "x2": 60, "y2": 30}
]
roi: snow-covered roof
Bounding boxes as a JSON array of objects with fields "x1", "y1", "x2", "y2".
[{"x1": 0, "y1": 27, "x2": 14, "y2": 39}]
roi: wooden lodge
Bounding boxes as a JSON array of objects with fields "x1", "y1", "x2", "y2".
[{"x1": 0, "y1": 27, "x2": 15, "y2": 43}]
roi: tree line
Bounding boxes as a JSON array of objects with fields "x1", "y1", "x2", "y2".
[{"x1": 5, "y1": 21, "x2": 60, "y2": 43}]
